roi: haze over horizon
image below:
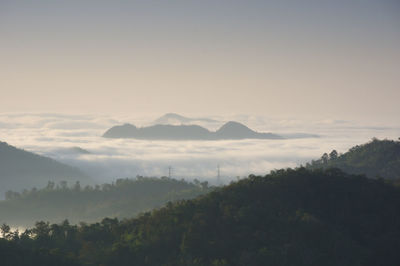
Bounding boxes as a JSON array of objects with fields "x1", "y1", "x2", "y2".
[{"x1": 1, "y1": 0, "x2": 399, "y2": 124}]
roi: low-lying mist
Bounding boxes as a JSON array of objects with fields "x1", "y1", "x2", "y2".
[{"x1": 0, "y1": 113, "x2": 399, "y2": 184}]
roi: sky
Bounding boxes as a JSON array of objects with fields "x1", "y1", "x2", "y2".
[{"x1": 0, "y1": 0, "x2": 399, "y2": 122}]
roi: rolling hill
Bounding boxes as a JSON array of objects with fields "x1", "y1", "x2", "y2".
[
  {"x1": 307, "y1": 138, "x2": 400, "y2": 180},
  {"x1": 0, "y1": 141, "x2": 91, "y2": 196}
]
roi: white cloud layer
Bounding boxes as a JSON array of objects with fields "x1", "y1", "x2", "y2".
[{"x1": 0, "y1": 113, "x2": 399, "y2": 184}]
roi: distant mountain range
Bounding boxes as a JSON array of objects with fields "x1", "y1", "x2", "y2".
[
  {"x1": 105, "y1": 113, "x2": 319, "y2": 140},
  {"x1": 103, "y1": 121, "x2": 283, "y2": 140},
  {"x1": 153, "y1": 113, "x2": 218, "y2": 125},
  {"x1": 0, "y1": 141, "x2": 92, "y2": 196}
]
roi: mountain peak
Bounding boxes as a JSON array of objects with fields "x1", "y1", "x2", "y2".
[
  {"x1": 218, "y1": 121, "x2": 252, "y2": 131},
  {"x1": 103, "y1": 123, "x2": 137, "y2": 138},
  {"x1": 162, "y1": 113, "x2": 187, "y2": 119},
  {"x1": 216, "y1": 121, "x2": 258, "y2": 139},
  {"x1": 153, "y1": 113, "x2": 218, "y2": 125},
  {"x1": 153, "y1": 113, "x2": 191, "y2": 125}
]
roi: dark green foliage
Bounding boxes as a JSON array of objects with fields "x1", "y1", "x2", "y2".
[
  {"x1": 0, "y1": 238, "x2": 80, "y2": 266},
  {"x1": 3, "y1": 168, "x2": 400, "y2": 265},
  {"x1": 307, "y1": 138, "x2": 400, "y2": 180},
  {"x1": 0, "y1": 177, "x2": 212, "y2": 227}
]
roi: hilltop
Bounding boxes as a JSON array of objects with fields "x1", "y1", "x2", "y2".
[{"x1": 307, "y1": 138, "x2": 400, "y2": 180}]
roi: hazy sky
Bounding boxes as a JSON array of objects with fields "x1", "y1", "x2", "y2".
[{"x1": 1, "y1": 1, "x2": 399, "y2": 122}]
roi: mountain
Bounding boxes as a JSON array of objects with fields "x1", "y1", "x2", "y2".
[
  {"x1": 101, "y1": 123, "x2": 138, "y2": 138},
  {"x1": 215, "y1": 121, "x2": 280, "y2": 139},
  {"x1": 153, "y1": 113, "x2": 218, "y2": 125},
  {"x1": 0, "y1": 141, "x2": 91, "y2": 196},
  {"x1": 307, "y1": 138, "x2": 400, "y2": 180},
  {"x1": 3, "y1": 168, "x2": 400, "y2": 265},
  {"x1": 103, "y1": 121, "x2": 283, "y2": 140}
]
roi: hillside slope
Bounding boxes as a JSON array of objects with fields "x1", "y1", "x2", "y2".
[
  {"x1": 307, "y1": 138, "x2": 400, "y2": 180},
  {"x1": 0, "y1": 141, "x2": 91, "y2": 196}
]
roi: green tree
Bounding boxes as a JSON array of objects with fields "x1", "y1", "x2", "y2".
[
  {"x1": 1, "y1": 223, "x2": 10, "y2": 238},
  {"x1": 329, "y1": 149, "x2": 338, "y2": 160}
]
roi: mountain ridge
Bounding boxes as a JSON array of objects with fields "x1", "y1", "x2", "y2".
[
  {"x1": 153, "y1": 113, "x2": 218, "y2": 125},
  {"x1": 103, "y1": 121, "x2": 283, "y2": 140}
]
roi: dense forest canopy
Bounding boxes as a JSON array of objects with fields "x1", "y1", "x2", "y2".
[
  {"x1": 306, "y1": 138, "x2": 400, "y2": 180},
  {"x1": 2, "y1": 168, "x2": 400, "y2": 266},
  {"x1": 0, "y1": 177, "x2": 212, "y2": 227}
]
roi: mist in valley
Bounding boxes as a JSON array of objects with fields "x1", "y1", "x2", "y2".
[{"x1": 1, "y1": 113, "x2": 398, "y2": 187}]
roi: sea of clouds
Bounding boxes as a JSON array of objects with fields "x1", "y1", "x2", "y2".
[{"x1": 0, "y1": 113, "x2": 399, "y2": 185}]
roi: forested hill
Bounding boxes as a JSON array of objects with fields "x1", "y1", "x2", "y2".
[
  {"x1": 0, "y1": 141, "x2": 91, "y2": 196},
  {"x1": 307, "y1": 138, "x2": 400, "y2": 180},
  {"x1": 0, "y1": 177, "x2": 212, "y2": 227},
  {"x1": 2, "y1": 168, "x2": 400, "y2": 266}
]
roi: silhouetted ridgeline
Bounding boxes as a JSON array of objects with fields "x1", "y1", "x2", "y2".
[
  {"x1": 0, "y1": 176, "x2": 213, "y2": 227},
  {"x1": 0, "y1": 141, "x2": 91, "y2": 197},
  {"x1": 2, "y1": 168, "x2": 400, "y2": 265},
  {"x1": 153, "y1": 113, "x2": 218, "y2": 125},
  {"x1": 307, "y1": 138, "x2": 400, "y2": 181},
  {"x1": 103, "y1": 121, "x2": 283, "y2": 140}
]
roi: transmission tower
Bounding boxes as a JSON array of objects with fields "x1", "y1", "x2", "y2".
[{"x1": 217, "y1": 164, "x2": 221, "y2": 184}]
